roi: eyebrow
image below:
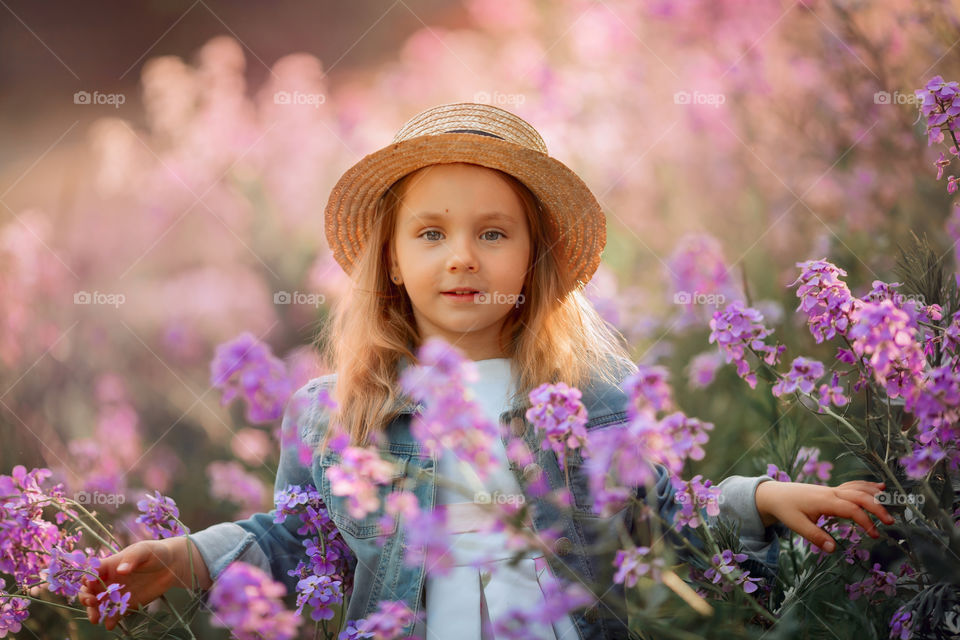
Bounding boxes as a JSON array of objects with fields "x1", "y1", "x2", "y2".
[{"x1": 405, "y1": 211, "x2": 518, "y2": 226}]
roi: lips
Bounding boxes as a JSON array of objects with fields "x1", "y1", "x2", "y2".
[{"x1": 442, "y1": 288, "x2": 481, "y2": 294}]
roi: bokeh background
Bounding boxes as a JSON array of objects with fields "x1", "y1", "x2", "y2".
[{"x1": 3, "y1": 1, "x2": 960, "y2": 636}]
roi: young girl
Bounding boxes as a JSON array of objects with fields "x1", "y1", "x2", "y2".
[{"x1": 79, "y1": 103, "x2": 894, "y2": 639}]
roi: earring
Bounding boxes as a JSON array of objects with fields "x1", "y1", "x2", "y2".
[{"x1": 392, "y1": 274, "x2": 401, "y2": 284}]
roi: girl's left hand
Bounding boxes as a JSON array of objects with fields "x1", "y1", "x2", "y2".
[{"x1": 754, "y1": 480, "x2": 896, "y2": 552}]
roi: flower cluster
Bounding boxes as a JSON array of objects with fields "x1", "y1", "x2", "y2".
[
  {"x1": 95, "y1": 582, "x2": 132, "y2": 621},
  {"x1": 45, "y1": 547, "x2": 101, "y2": 601},
  {"x1": 916, "y1": 75, "x2": 960, "y2": 147},
  {"x1": 768, "y1": 447, "x2": 834, "y2": 484},
  {"x1": 613, "y1": 545, "x2": 664, "y2": 586},
  {"x1": 666, "y1": 233, "x2": 744, "y2": 328},
  {"x1": 671, "y1": 474, "x2": 722, "y2": 530},
  {"x1": 135, "y1": 490, "x2": 187, "y2": 539},
  {"x1": 623, "y1": 364, "x2": 674, "y2": 418},
  {"x1": 845, "y1": 562, "x2": 897, "y2": 603},
  {"x1": 325, "y1": 447, "x2": 395, "y2": 519},
  {"x1": 790, "y1": 260, "x2": 859, "y2": 344},
  {"x1": 709, "y1": 301, "x2": 785, "y2": 389},
  {"x1": 700, "y1": 549, "x2": 764, "y2": 595},
  {"x1": 207, "y1": 562, "x2": 301, "y2": 640},
  {"x1": 274, "y1": 485, "x2": 354, "y2": 620},
  {"x1": 210, "y1": 332, "x2": 293, "y2": 424},
  {"x1": 848, "y1": 300, "x2": 926, "y2": 399},
  {"x1": 492, "y1": 578, "x2": 593, "y2": 640},
  {"x1": 343, "y1": 600, "x2": 422, "y2": 640},
  {"x1": 399, "y1": 337, "x2": 501, "y2": 480},
  {"x1": 526, "y1": 382, "x2": 588, "y2": 469},
  {"x1": 0, "y1": 578, "x2": 29, "y2": 637}
]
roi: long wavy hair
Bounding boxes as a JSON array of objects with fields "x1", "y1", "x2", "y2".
[{"x1": 313, "y1": 162, "x2": 634, "y2": 453}]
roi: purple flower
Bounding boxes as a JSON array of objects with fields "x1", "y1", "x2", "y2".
[
  {"x1": 354, "y1": 600, "x2": 422, "y2": 640},
  {"x1": 45, "y1": 547, "x2": 101, "y2": 600},
  {"x1": 889, "y1": 606, "x2": 913, "y2": 640},
  {"x1": 790, "y1": 260, "x2": 860, "y2": 344},
  {"x1": 96, "y1": 583, "x2": 132, "y2": 621},
  {"x1": 795, "y1": 447, "x2": 833, "y2": 483},
  {"x1": 399, "y1": 338, "x2": 501, "y2": 480},
  {"x1": 0, "y1": 466, "x2": 80, "y2": 588},
  {"x1": 206, "y1": 461, "x2": 269, "y2": 518},
  {"x1": 526, "y1": 382, "x2": 588, "y2": 469},
  {"x1": 275, "y1": 484, "x2": 354, "y2": 614},
  {"x1": 402, "y1": 506, "x2": 455, "y2": 577},
  {"x1": 208, "y1": 562, "x2": 300, "y2": 640},
  {"x1": 492, "y1": 578, "x2": 593, "y2": 639},
  {"x1": 210, "y1": 332, "x2": 293, "y2": 424},
  {"x1": 700, "y1": 549, "x2": 763, "y2": 595},
  {"x1": 623, "y1": 365, "x2": 674, "y2": 418},
  {"x1": 666, "y1": 234, "x2": 744, "y2": 328},
  {"x1": 709, "y1": 301, "x2": 785, "y2": 389},
  {"x1": 0, "y1": 578, "x2": 30, "y2": 636},
  {"x1": 671, "y1": 475, "x2": 722, "y2": 530},
  {"x1": 325, "y1": 448, "x2": 395, "y2": 519},
  {"x1": 848, "y1": 300, "x2": 926, "y2": 399},
  {"x1": 845, "y1": 562, "x2": 897, "y2": 603},
  {"x1": 772, "y1": 356, "x2": 825, "y2": 397},
  {"x1": 686, "y1": 350, "x2": 724, "y2": 389},
  {"x1": 917, "y1": 75, "x2": 960, "y2": 148},
  {"x1": 135, "y1": 490, "x2": 187, "y2": 539},
  {"x1": 613, "y1": 546, "x2": 664, "y2": 586},
  {"x1": 765, "y1": 463, "x2": 791, "y2": 482},
  {"x1": 817, "y1": 371, "x2": 849, "y2": 411}
]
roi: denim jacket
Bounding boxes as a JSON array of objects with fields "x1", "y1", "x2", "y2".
[{"x1": 190, "y1": 357, "x2": 784, "y2": 639}]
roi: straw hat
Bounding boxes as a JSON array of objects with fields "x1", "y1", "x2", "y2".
[{"x1": 324, "y1": 102, "x2": 606, "y2": 291}]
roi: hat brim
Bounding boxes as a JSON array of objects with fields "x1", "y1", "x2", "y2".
[{"x1": 324, "y1": 132, "x2": 605, "y2": 288}]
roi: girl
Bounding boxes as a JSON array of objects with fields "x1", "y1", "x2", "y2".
[{"x1": 79, "y1": 103, "x2": 894, "y2": 639}]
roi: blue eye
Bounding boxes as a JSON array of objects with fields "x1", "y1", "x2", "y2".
[
  {"x1": 420, "y1": 230, "x2": 442, "y2": 241},
  {"x1": 482, "y1": 230, "x2": 505, "y2": 241}
]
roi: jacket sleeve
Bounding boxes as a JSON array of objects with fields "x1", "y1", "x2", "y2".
[
  {"x1": 185, "y1": 377, "x2": 332, "y2": 596},
  {"x1": 637, "y1": 464, "x2": 786, "y2": 582}
]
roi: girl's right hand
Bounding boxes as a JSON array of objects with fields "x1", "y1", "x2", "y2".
[{"x1": 77, "y1": 538, "x2": 186, "y2": 631}]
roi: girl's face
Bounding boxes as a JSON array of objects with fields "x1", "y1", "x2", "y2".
[{"x1": 390, "y1": 162, "x2": 531, "y2": 361}]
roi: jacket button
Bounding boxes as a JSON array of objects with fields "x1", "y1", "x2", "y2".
[
  {"x1": 584, "y1": 605, "x2": 599, "y2": 623},
  {"x1": 510, "y1": 416, "x2": 526, "y2": 437},
  {"x1": 553, "y1": 536, "x2": 573, "y2": 556},
  {"x1": 522, "y1": 462, "x2": 541, "y2": 482}
]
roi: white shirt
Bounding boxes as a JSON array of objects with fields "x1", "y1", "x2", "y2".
[{"x1": 415, "y1": 357, "x2": 580, "y2": 640}]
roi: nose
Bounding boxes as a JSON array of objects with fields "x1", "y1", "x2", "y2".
[{"x1": 445, "y1": 236, "x2": 478, "y2": 273}]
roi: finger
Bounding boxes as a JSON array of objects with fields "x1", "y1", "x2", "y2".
[
  {"x1": 786, "y1": 516, "x2": 837, "y2": 552},
  {"x1": 86, "y1": 604, "x2": 99, "y2": 625},
  {"x1": 838, "y1": 488, "x2": 895, "y2": 525},
  {"x1": 832, "y1": 501, "x2": 879, "y2": 537}
]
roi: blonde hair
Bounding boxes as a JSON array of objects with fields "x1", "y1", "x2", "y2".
[{"x1": 314, "y1": 163, "x2": 634, "y2": 453}]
